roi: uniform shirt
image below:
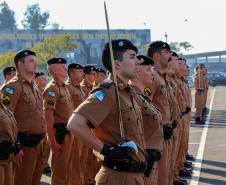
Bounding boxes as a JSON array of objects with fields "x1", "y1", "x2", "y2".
[
  {"x1": 146, "y1": 69, "x2": 171, "y2": 125},
  {"x1": 75, "y1": 79, "x2": 146, "y2": 162},
  {"x1": 0, "y1": 102, "x2": 17, "y2": 144},
  {"x1": 80, "y1": 80, "x2": 93, "y2": 97},
  {"x1": 1, "y1": 75, "x2": 46, "y2": 134},
  {"x1": 65, "y1": 79, "x2": 86, "y2": 109},
  {"x1": 174, "y1": 77, "x2": 187, "y2": 113},
  {"x1": 166, "y1": 74, "x2": 180, "y2": 121},
  {"x1": 131, "y1": 86, "x2": 163, "y2": 152},
  {"x1": 193, "y1": 74, "x2": 206, "y2": 91},
  {"x1": 43, "y1": 79, "x2": 74, "y2": 124}
]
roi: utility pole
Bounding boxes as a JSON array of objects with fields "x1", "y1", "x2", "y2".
[{"x1": 164, "y1": 32, "x2": 168, "y2": 43}]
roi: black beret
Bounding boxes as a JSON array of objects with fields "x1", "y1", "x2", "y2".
[
  {"x1": 35, "y1": 72, "x2": 45, "y2": 78},
  {"x1": 104, "y1": 39, "x2": 138, "y2": 53},
  {"x1": 68, "y1": 63, "x2": 83, "y2": 70},
  {"x1": 178, "y1": 58, "x2": 187, "y2": 62},
  {"x1": 148, "y1": 41, "x2": 170, "y2": 51},
  {"x1": 14, "y1": 50, "x2": 36, "y2": 64},
  {"x1": 137, "y1": 55, "x2": 154, "y2": 66},
  {"x1": 171, "y1": 51, "x2": 178, "y2": 57},
  {"x1": 83, "y1": 65, "x2": 96, "y2": 74},
  {"x1": 3, "y1": 66, "x2": 16, "y2": 76},
  {"x1": 199, "y1": 63, "x2": 206, "y2": 67},
  {"x1": 95, "y1": 67, "x2": 106, "y2": 74},
  {"x1": 47, "y1": 57, "x2": 67, "y2": 65}
]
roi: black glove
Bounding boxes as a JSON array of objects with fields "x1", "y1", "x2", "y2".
[
  {"x1": 14, "y1": 139, "x2": 21, "y2": 155},
  {"x1": 185, "y1": 107, "x2": 191, "y2": 114},
  {"x1": 100, "y1": 144, "x2": 133, "y2": 160},
  {"x1": 163, "y1": 125, "x2": 173, "y2": 140},
  {"x1": 171, "y1": 120, "x2": 177, "y2": 129}
]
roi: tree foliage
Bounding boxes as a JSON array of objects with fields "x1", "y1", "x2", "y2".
[
  {"x1": 0, "y1": 1, "x2": 17, "y2": 32},
  {"x1": 0, "y1": 34, "x2": 77, "y2": 68},
  {"x1": 22, "y1": 3, "x2": 49, "y2": 39},
  {"x1": 169, "y1": 41, "x2": 193, "y2": 55}
]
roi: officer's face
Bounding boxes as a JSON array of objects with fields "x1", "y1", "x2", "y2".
[
  {"x1": 70, "y1": 69, "x2": 84, "y2": 83},
  {"x1": 160, "y1": 49, "x2": 171, "y2": 68},
  {"x1": 35, "y1": 75, "x2": 47, "y2": 88},
  {"x1": 96, "y1": 72, "x2": 106, "y2": 83},
  {"x1": 6, "y1": 71, "x2": 16, "y2": 81},
  {"x1": 21, "y1": 55, "x2": 37, "y2": 74},
  {"x1": 53, "y1": 64, "x2": 67, "y2": 79},
  {"x1": 168, "y1": 56, "x2": 179, "y2": 72},
  {"x1": 120, "y1": 49, "x2": 139, "y2": 79},
  {"x1": 138, "y1": 66, "x2": 154, "y2": 87},
  {"x1": 86, "y1": 71, "x2": 96, "y2": 83}
]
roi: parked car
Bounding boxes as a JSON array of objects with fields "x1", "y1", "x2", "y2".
[{"x1": 208, "y1": 72, "x2": 226, "y2": 86}]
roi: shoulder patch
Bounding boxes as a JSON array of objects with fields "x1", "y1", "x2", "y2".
[
  {"x1": 90, "y1": 90, "x2": 106, "y2": 101},
  {"x1": 4, "y1": 87, "x2": 14, "y2": 95},
  {"x1": 2, "y1": 95, "x2": 11, "y2": 105},
  {"x1": 144, "y1": 88, "x2": 152, "y2": 97},
  {"x1": 48, "y1": 91, "x2": 56, "y2": 97}
]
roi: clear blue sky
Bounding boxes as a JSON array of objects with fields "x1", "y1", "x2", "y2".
[{"x1": 2, "y1": 0, "x2": 226, "y2": 54}]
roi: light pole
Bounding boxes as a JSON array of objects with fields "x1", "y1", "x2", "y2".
[{"x1": 164, "y1": 32, "x2": 168, "y2": 43}]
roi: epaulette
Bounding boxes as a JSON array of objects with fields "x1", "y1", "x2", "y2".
[{"x1": 99, "y1": 80, "x2": 114, "y2": 89}]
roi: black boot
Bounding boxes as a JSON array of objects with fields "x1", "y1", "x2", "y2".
[
  {"x1": 184, "y1": 161, "x2": 193, "y2": 168},
  {"x1": 195, "y1": 117, "x2": 204, "y2": 125},
  {"x1": 186, "y1": 153, "x2": 195, "y2": 161}
]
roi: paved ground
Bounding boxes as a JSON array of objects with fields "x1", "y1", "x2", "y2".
[{"x1": 40, "y1": 86, "x2": 226, "y2": 185}]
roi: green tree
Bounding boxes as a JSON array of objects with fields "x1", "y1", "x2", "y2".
[
  {"x1": 22, "y1": 3, "x2": 49, "y2": 40},
  {"x1": 32, "y1": 34, "x2": 76, "y2": 66},
  {"x1": 0, "y1": 51, "x2": 15, "y2": 67},
  {"x1": 0, "y1": 34, "x2": 76, "y2": 68},
  {"x1": 169, "y1": 41, "x2": 193, "y2": 55},
  {"x1": 0, "y1": 1, "x2": 17, "y2": 32}
]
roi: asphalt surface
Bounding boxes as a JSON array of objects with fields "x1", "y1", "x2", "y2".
[{"x1": 40, "y1": 86, "x2": 226, "y2": 185}]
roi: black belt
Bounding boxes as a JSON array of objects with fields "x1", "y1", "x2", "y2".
[
  {"x1": 18, "y1": 132, "x2": 45, "y2": 147},
  {"x1": 102, "y1": 159, "x2": 147, "y2": 173}
]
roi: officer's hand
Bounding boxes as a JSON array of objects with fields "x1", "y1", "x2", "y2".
[
  {"x1": 163, "y1": 125, "x2": 173, "y2": 140},
  {"x1": 185, "y1": 107, "x2": 191, "y2": 113},
  {"x1": 100, "y1": 144, "x2": 133, "y2": 160},
  {"x1": 14, "y1": 150, "x2": 24, "y2": 167},
  {"x1": 50, "y1": 140, "x2": 61, "y2": 155}
]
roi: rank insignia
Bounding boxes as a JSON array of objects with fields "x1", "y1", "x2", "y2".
[
  {"x1": 144, "y1": 88, "x2": 152, "y2": 97},
  {"x1": 121, "y1": 106, "x2": 133, "y2": 113},
  {"x1": 4, "y1": 87, "x2": 14, "y2": 95},
  {"x1": 2, "y1": 95, "x2": 11, "y2": 105},
  {"x1": 47, "y1": 98, "x2": 55, "y2": 106}
]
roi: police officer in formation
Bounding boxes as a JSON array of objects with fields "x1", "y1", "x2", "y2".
[{"x1": 0, "y1": 39, "x2": 208, "y2": 185}]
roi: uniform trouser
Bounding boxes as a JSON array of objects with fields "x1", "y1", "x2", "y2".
[
  {"x1": 173, "y1": 121, "x2": 183, "y2": 181},
  {"x1": 80, "y1": 146, "x2": 89, "y2": 184},
  {"x1": 168, "y1": 119, "x2": 182, "y2": 184},
  {"x1": 203, "y1": 91, "x2": 208, "y2": 109},
  {"x1": 51, "y1": 133, "x2": 73, "y2": 185},
  {"x1": 145, "y1": 161, "x2": 159, "y2": 185},
  {"x1": 84, "y1": 149, "x2": 101, "y2": 185},
  {"x1": 184, "y1": 114, "x2": 191, "y2": 160},
  {"x1": 157, "y1": 138, "x2": 172, "y2": 185},
  {"x1": 0, "y1": 160, "x2": 13, "y2": 185},
  {"x1": 174, "y1": 117, "x2": 187, "y2": 177},
  {"x1": 13, "y1": 137, "x2": 49, "y2": 185},
  {"x1": 95, "y1": 166, "x2": 146, "y2": 185},
  {"x1": 195, "y1": 92, "x2": 205, "y2": 119},
  {"x1": 69, "y1": 136, "x2": 83, "y2": 185}
]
